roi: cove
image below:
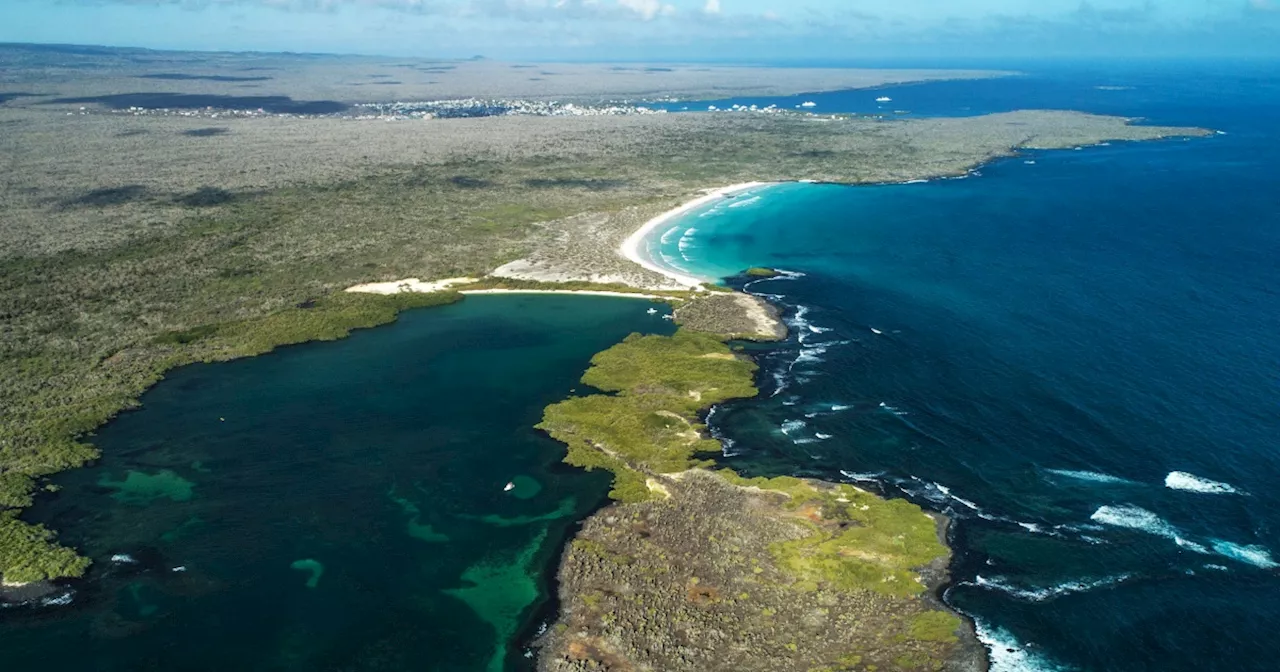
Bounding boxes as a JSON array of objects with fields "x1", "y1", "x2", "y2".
[{"x1": 2, "y1": 294, "x2": 674, "y2": 671}]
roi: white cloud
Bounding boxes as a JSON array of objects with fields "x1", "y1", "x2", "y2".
[
  {"x1": 616, "y1": 0, "x2": 673, "y2": 19},
  {"x1": 703, "y1": 0, "x2": 719, "y2": 14}
]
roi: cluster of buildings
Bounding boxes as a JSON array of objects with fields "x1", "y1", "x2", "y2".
[
  {"x1": 350, "y1": 98, "x2": 668, "y2": 120},
  {"x1": 110, "y1": 106, "x2": 278, "y2": 119}
]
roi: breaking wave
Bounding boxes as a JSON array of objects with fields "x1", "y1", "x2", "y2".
[
  {"x1": 1165, "y1": 471, "x2": 1240, "y2": 495},
  {"x1": 1090, "y1": 505, "x2": 1277, "y2": 568},
  {"x1": 676, "y1": 228, "x2": 698, "y2": 258},
  {"x1": 795, "y1": 346, "x2": 827, "y2": 364},
  {"x1": 1089, "y1": 505, "x2": 1179, "y2": 538},
  {"x1": 839, "y1": 469, "x2": 884, "y2": 483},
  {"x1": 1210, "y1": 541, "x2": 1278, "y2": 569},
  {"x1": 974, "y1": 619, "x2": 1073, "y2": 672},
  {"x1": 1045, "y1": 469, "x2": 1134, "y2": 485},
  {"x1": 780, "y1": 419, "x2": 807, "y2": 436},
  {"x1": 972, "y1": 573, "x2": 1134, "y2": 602}
]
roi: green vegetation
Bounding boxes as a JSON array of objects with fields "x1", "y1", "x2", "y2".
[
  {"x1": 539, "y1": 327, "x2": 964, "y2": 669},
  {"x1": 537, "y1": 330, "x2": 757, "y2": 501},
  {"x1": 540, "y1": 330, "x2": 948, "y2": 596},
  {"x1": 744, "y1": 267, "x2": 781, "y2": 278},
  {"x1": 722, "y1": 473, "x2": 947, "y2": 597},
  {"x1": 0, "y1": 512, "x2": 93, "y2": 585},
  {"x1": 545, "y1": 468, "x2": 969, "y2": 671},
  {"x1": 909, "y1": 611, "x2": 962, "y2": 643}
]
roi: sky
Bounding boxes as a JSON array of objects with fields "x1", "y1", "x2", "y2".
[{"x1": 2, "y1": 0, "x2": 1278, "y2": 60}]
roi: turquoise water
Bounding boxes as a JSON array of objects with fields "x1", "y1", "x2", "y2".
[
  {"x1": 2, "y1": 295, "x2": 674, "y2": 671},
  {"x1": 648, "y1": 66, "x2": 1280, "y2": 671}
]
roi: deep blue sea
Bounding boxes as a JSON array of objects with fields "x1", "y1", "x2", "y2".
[{"x1": 647, "y1": 62, "x2": 1280, "y2": 671}]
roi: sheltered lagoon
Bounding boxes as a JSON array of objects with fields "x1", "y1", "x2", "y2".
[{"x1": 1, "y1": 294, "x2": 674, "y2": 671}]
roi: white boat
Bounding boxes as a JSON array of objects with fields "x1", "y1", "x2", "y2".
[
  {"x1": 647, "y1": 308, "x2": 658, "y2": 315},
  {"x1": 503, "y1": 481, "x2": 515, "y2": 492},
  {"x1": 875, "y1": 96, "x2": 892, "y2": 103},
  {"x1": 800, "y1": 101, "x2": 817, "y2": 108}
]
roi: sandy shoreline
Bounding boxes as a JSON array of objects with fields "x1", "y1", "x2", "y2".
[
  {"x1": 345, "y1": 183, "x2": 774, "y2": 298},
  {"x1": 344, "y1": 279, "x2": 672, "y2": 301},
  {"x1": 458, "y1": 289, "x2": 670, "y2": 300},
  {"x1": 618, "y1": 182, "x2": 774, "y2": 288},
  {"x1": 344, "y1": 277, "x2": 479, "y2": 294}
]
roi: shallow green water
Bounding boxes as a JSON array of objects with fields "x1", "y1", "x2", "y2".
[{"x1": 4, "y1": 295, "x2": 674, "y2": 671}]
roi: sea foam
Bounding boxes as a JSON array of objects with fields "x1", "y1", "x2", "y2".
[
  {"x1": 779, "y1": 419, "x2": 807, "y2": 436},
  {"x1": 677, "y1": 228, "x2": 698, "y2": 259},
  {"x1": 974, "y1": 619, "x2": 1072, "y2": 672},
  {"x1": 839, "y1": 469, "x2": 883, "y2": 483},
  {"x1": 1090, "y1": 505, "x2": 1276, "y2": 568},
  {"x1": 795, "y1": 345, "x2": 827, "y2": 364},
  {"x1": 1045, "y1": 469, "x2": 1133, "y2": 485},
  {"x1": 1164, "y1": 471, "x2": 1240, "y2": 495},
  {"x1": 1090, "y1": 505, "x2": 1179, "y2": 539},
  {"x1": 973, "y1": 573, "x2": 1133, "y2": 602},
  {"x1": 1209, "y1": 540, "x2": 1278, "y2": 569}
]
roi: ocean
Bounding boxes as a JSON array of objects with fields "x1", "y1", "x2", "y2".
[{"x1": 645, "y1": 62, "x2": 1280, "y2": 671}]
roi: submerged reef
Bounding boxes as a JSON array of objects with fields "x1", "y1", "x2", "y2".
[{"x1": 290, "y1": 559, "x2": 324, "y2": 589}]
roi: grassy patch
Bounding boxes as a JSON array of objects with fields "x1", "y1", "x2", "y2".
[
  {"x1": 721, "y1": 472, "x2": 947, "y2": 598},
  {"x1": 909, "y1": 611, "x2": 962, "y2": 643},
  {"x1": 538, "y1": 330, "x2": 757, "y2": 501}
]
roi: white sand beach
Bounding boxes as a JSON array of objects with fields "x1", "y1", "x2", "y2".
[
  {"x1": 618, "y1": 182, "x2": 773, "y2": 288},
  {"x1": 344, "y1": 279, "x2": 673, "y2": 301},
  {"x1": 346, "y1": 183, "x2": 776, "y2": 299},
  {"x1": 459, "y1": 289, "x2": 672, "y2": 300},
  {"x1": 344, "y1": 277, "x2": 479, "y2": 294}
]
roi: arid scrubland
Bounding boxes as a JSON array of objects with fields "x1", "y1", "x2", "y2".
[
  {"x1": 1, "y1": 43, "x2": 1005, "y2": 105},
  {"x1": 0, "y1": 45, "x2": 1209, "y2": 586}
]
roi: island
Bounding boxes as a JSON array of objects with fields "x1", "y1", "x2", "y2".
[{"x1": 0, "y1": 43, "x2": 1212, "y2": 670}]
